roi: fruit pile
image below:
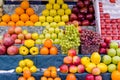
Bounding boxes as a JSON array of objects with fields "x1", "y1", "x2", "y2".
[
  {"x1": 69, "y1": 0, "x2": 95, "y2": 26},
  {"x1": 80, "y1": 29, "x2": 102, "y2": 54},
  {"x1": 0, "y1": 0, "x2": 39, "y2": 27},
  {"x1": 102, "y1": 42, "x2": 120, "y2": 72},
  {"x1": 18, "y1": 70, "x2": 36, "y2": 80},
  {"x1": 0, "y1": 0, "x2": 3, "y2": 22},
  {"x1": 60, "y1": 25, "x2": 80, "y2": 54},
  {"x1": 36, "y1": 0, "x2": 71, "y2": 27},
  {"x1": 40, "y1": 39, "x2": 58, "y2": 55},
  {"x1": 60, "y1": 49, "x2": 85, "y2": 74},
  {"x1": 40, "y1": 66, "x2": 61, "y2": 80},
  {"x1": 16, "y1": 59, "x2": 37, "y2": 73},
  {"x1": 66, "y1": 74, "x2": 77, "y2": 80}
]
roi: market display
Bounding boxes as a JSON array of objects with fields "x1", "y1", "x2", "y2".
[{"x1": 0, "y1": 0, "x2": 120, "y2": 80}]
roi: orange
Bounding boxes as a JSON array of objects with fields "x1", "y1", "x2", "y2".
[
  {"x1": 11, "y1": 14, "x2": 19, "y2": 22},
  {"x1": 111, "y1": 70, "x2": 120, "y2": 80},
  {"x1": 23, "y1": 70, "x2": 31, "y2": 78},
  {"x1": 51, "y1": 70, "x2": 57, "y2": 78},
  {"x1": 20, "y1": 14, "x2": 29, "y2": 22},
  {"x1": 2, "y1": 14, "x2": 10, "y2": 23},
  {"x1": 44, "y1": 39, "x2": 52, "y2": 48},
  {"x1": 40, "y1": 47, "x2": 49, "y2": 55},
  {"x1": 0, "y1": 22, "x2": 7, "y2": 26},
  {"x1": 50, "y1": 46, "x2": 58, "y2": 55},
  {"x1": 27, "y1": 76, "x2": 35, "y2": 80},
  {"x1": 30, "y1": 14, "x2": 39, "y2": 23},
  {"x1": 47, "y1": 78, "x2": 53, "y2": 80},
  {"x1": 48, "y1": 66, "x2": 57, "y2": 71},
  {"x1": 54, "y1": 77, "x2": 61, "y2": 80},
  {"x1": 16, "y1": 21, "x2": 25, "y2": 26},
  {"x1": 26, "y1": 8, "x2": 34, "y2": 16},
  {"x1": 15, "y1": 7, "x2": 24, "y2": 15},
  {"x1": 40, "y1": 76, "x2": 47, "y2": 80},
  {"x1": 66, "y1": 74, "x2": 76, "y2": 80},
  {"x1": 8, "y1": 21, "x2": 15, "y2": 27},
  {"x1": 25, "y1": 21, "x2": 34, "y2": 26},
  {"x1": 118, "y1": 62, "x2": 120, "y2": 71},
  {"x1": 18, "y1": 77, "x2": 26, "y2": 80},
  {"x1": 43, "y1": 70, "x2": 51, "y2": 77},
  {"x1": 20, "y1": 1, "x2": 30, "y2": 9}
]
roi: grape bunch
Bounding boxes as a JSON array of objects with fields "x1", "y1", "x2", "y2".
[
  {"x1": 80, "y1": 29, "x2": 102, "y2": 54},
  {"x1": 60, "y1": 25, "x2": 80, "y2": 54}
]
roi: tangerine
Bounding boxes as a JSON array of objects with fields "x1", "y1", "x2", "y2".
[
  {"x1": 54, "y1": 77, "x2": 61, "y2": 80},
  {"x1": 11, "y1": 14, "x2": 19, "y2": 22},
  {"x1": 16, "y1": 21, "x2": 25, "y2": 26},
  {"x1": 47, "y1": 78, "x2": 53, "y2": 80},
  {"x1": 0, "y1": 22, "x2": 7, "y2": 26},
  {"x1": 27, "y1": 76, "x2": 35, "y2": 80},
  {"x1": 25, "y1": 21, "x2": 34, "y2": 26},
  {"x1": 40, "y1": 76, "x2": 47, "y2": 80},
  {"x1": 44, "y1": 39, "x2": 52, "y2": 48},
  {"x1": 43, "y1": 70, "x2": 51, "y2": 77},
  {"x1": 51, "y1": 70, "x2": 57, "y2": 78},
  {"x1": 48, "y1": 66, "x2": 57, "y2": 71},
  {"x1": 30, "y1": 14, "x2": 39, "y2": 23},
  {"x1": 118, "y1": 62, "x2": 120, "y2": 71},
  {"x1": 2, "y1": 14, "x2": 10, "y2": 23},
  {"x1": 8, "y1": 21, "x2": 15, "y2": 27},
  {"x1": 23, "y1": 70, "x2": 31, "y2": 78},
  {"x1": 8, "y1": 27, "x2": 15, "y2": 34},
  {"x1": 40, "y1": 47, "x2": 49, "y2": 55},
  {"x1": 26, "y1": 8, "x2": 34, "y2": 16},
  {"x1": 15, "y1": 7, "x2": 24, "y2": 15},
  {"x1": 20, "y1": 14, "x2": 29, "y2": 22},
  {"x1": 111, "y1": 70, "x2": 120, "y2": 80},
  {"x1": 66, "y1": 74, "x2": 76, "y2": 80},
  {"x1": 50, "y1": 46, "x2": 58, "y2": 55},
  {"x1": 18, "y1": 77, "x2": 26, "y2": 80},
  {"x1": 20, "y1": 1, "x2": 30, "y2": 9}
]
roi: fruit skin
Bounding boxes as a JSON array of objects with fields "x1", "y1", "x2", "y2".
[
  {"x1": 69, "y1": 65, "x2": 78, "y2": 73},
  {"x1": 107, "y1": 48, "x2": 116, "y2": 57},
  {"x1": 18, "y1": 33, "x2": 24, "y2": 40},
  {"x1": 23, "y1": 70, "x2": 31, "y2": 79},
  {"x1": 40, "y1": 47, "x2": 49, "y2": 55},
  {"x1": 111, "y1": 70, "x2": 120, "y2": 80},
  {"x1": 97, "y1": 63, "x2": 108, "y2": 73},
  {"x1": 50, "y1": 46, "x2": 58, "y2": 55},
  {"x1": 20, "y1": 1, "x2": 29, "y2": 9},
  {"x1": 32, "y1": 33, "x2": 39, "y2": 40},
  {"x1": 102, "y1": 55, "x2": 111, "y2": 65},
  {"x1": 108, "y1": 64, "x2": 116, "y2": 72},
  {"x1": 66, "y1": 74, "x2": 77, "y2": 80},
  {"x1": 30, "y1": 47, "x2": 39, "y2": 55},
  {"x1": 85, "y1": 74, "x2": 94, "y2": 80},
  {"x1": 15, "y1": 39, "x2": 22, "y2": 44},
  {"x1": 112, "y1": 56, "x2": 120, "y2": 64},
  {"x1": 19, "y1": 46, "x2": 29, "y2": 56},
  {"x1": 73, "y1": 56, "x2": 81, "y2": 65},
  {"x1": 30, "y1": 66, "x2": 37, "y2": 73},
  {"x1": 25, "y1": 33, "x2": 32, "y2": 40},
  {"x1": 16, "y1": 67, "x2": 22, "y2": 73},
  {"x1": 63, "y1": 56, "x2": 73, "y2": 64},
  {"x1": 68, "y1": 49, "x2": 77, "y2": 57},
  {"x1": 116, "y1": 48, "x2": 120, "y2": 56},
  {"x1": 94, "y1": 75, "x2": 102, "y2": 80},
  {"x1": 91, "y1": 52, "x2": 101, "y2": 64},
  {"x1": 110, "y1": 42, "x2": 118, "y2": 49},
  {"x1": 18, "y1": 77, "x2": 26, "y2": 80},
  {"x1": 100, "y1": 42, "x2": 107, "y2": 48},
  {"x1": 77, "y1": 64, "x2": 85, "y2": 73},
  {"x1": 3, "y1": 37, "x2": 14, "y2": 47},
  {"x1": 15, "y1": 27, "x2": 22, "y2": 34},
  {"x1": 24, "y1": 39, "x2": 35, "y2": 48},
  {"x1": 91, "y1": 67, "x2": 101, "y2": 75},
  {"x1": 60, "y1": 64, "x2": 69, "y2": 73},
  {"x1": 11, "y1": 34, "x2": 18, "y2": 40},
  {"x1": 0, "y1": 45, "x2": 6, "y2": 55},
  {"x1": 44, "y1": 39, "x2": 53, "y2": 48},
  {"x1": 7, "y1": 46, "x2": 19, "y2": 55},
  {"x1": 86, "y1": 63, "x2": 96, "y2": 73},
  {"x1": 81, "y1": 57, "x2": 90, "y2": 66}
]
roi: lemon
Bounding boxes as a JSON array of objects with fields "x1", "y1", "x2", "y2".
[
  {"x1": 86, "y1": 63, "x2": 96, "y2": 73},
  {"x1": 81, "y1": 56, "x2": 90, "y2": 66},
  {"x1": 97, "y1": 63, "x2": 108, "y2": 73},
  {"x1": 30, "y1": 47, "x2": 39, "y2": 55},
  {"x1": 30, "y1": 66, "x2": 37, "y2": 73},
  {"x1": 16, "y1": 67, "x2": 22, "y2": 73},
  {"x1": 23, "y1": 67, "x2": 29, "y2": 71},
  {"x1": 91, "y1": 52, "x2": 101, "y2": 64},
  {"x1": 26, "y1": 60, "x2": 34, "y2": 68},
  {"x1": 19, "y1": 60, "x2": 26, "y2": 68},
  {"x1": 24, "y1": 39, "x2": 35, "y2": 48}
]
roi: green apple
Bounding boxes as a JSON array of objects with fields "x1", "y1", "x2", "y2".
[
  {"x1": 107, "y1": 48, "x2": 116, "y2": 57},
  {"x1": 42, "y1": 22, "x2": 49, "y2": 26},
  {"x1": 62, "y1": 15, "x2": 69, "y2": 22},
  {"x1": 45, "y1": 33, "x2": 51, "y2": 39},
  {"x1": 54, "y1": 39, "x2": 60, "y2": 44},
  {"x1": 53, "y1": 4, "x2": 60, "y2": 10},
  {"x1": 34, "y1": 22, "x2": 41, "y2": 26},
  {"x1": 48, "y1": 28, "x2": 54, "y2": 33},
  {"x1": 46, "y1": 4, "x2": 52, "y2": 10},
  {"x1": 116, "y1": 48, "x2": 120, "y2": 56},
  {"x1": 55, "y1": 28, "x2": 60, "y2": 34},
  {"x1": 112, "y1": 56, "x2": 120, "y2": 64},
  {"x1": 102, "y1": 55, "x2": 112, "y2": 65},
  {"x1": 108, "y1": 64, "x2": 116, "y2": 72},
  {"x1": 39, "y1": 34, "x2": 45, "y2": 39},
  {"x1": 51, "y1": 33, "x2": 57, "y2": 39},
  {"x1": 43, "y1": 29, "x2": 48, "y2": 34},
  {"x1": 47, "y1": 16, "x2": 53, "y2": 23},
  {"x1": 50, "y1": 22, "x2": 57, "y2": 28},
  {"x1": 42, "y1": 9, "x2": 49, "y2": 16},
  {"x1": 35, "y1": 39, "x2": 42, "y2": 44},
  {"x1": 110, "y1": 42, "x2": 118, "y2": 49},
  {"x1": 32, "y1": 33, "x2": 39, "y2": 40},
  {"x1": 50, "y1": 9, "x2": 56, "y2": 16},
  {"x1": 22, "y1": 30, "x2": 28, "y2": 35},
  {"x1": 58, "y1": 22, "x2": 65, "y2": 27},
  {"x1": 58, "y1": 32, "x2": 64, "y2": 39},
  {"x1": 62, "y1": 4, "x2": 68, "y2": 9},
  {"x1": 54, "y1": 15, "x2": 61, "y2": 22},
  {"x1": 46, "y1": 25, "x2": 50, "y2": 30},
  {"x1": 57, "y1": 9, "x2": 64, "y2": 16},
  {"x1": 65, "y1": 9, "x2": 71, "y2": 15},
  {"x1": 39, "y1": 16, "x2": 46, "y2": 22}
]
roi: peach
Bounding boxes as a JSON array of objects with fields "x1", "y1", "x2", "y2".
[
  {"x1": 63, "y1": 56, "x2": 73, "y2": 64},
  {"x1": 25, "y1": 33, "x2": 31, "y2": 39},
  {"x1": 60, "y1": 64, "x2": 69, "y2": 73},
  {"x1": 73, "y1": 56, "x2": 81, "y2": 65},
  {"x1": 18, "y1": 33, "x2": 24, "y2": 40},
  {"x1": 8, "y1": 27, "x2": 15, "y2": 34},
  {"x1": 78, "y1": 64, "x2": 85, "y2": 73},
  {"x1": 68, "y1": 49, "x2": 77, "y2": 57},
  {"x1": 92, "y1": 67, "x2": 101, "y2": 75},
  {"x1": 15, "y1": 39, "x2": 22, "y2": 44},
  {"x1": 69, "y1": 65, "x2": 78, "y2": 73},
  {"x1": 11, "y1": 34, "x2": 18, "y2": 40},
  {"x1": 15, "y1": 27, "x2": 22, "y2": 34}
]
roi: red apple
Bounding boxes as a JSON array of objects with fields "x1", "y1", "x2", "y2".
[
  {"x1": 117, "y1": 19, "x2": 120, "y2": 23},
  {"x1": 15, "y1": 39, "x2": 22, "y2": 44},
  {"x1": 110, "y1": 0, "x2": 116, "y2": 3},
  {"x1": 105, "y1": 19, "x2": 110, "y2": 23},
  {"x1": 100, "y1": 42, "x2": 107, "y2": 48},
  {"x1": 118, "y1": 25, "x2": 120, "y2": 29},
  {"x1": 77, "y1": 1, "x2": 84, "y2": 8},
  {"x1": 112, "y1": 25, "x2": 117, "y2": 29},
  {"x1": 72, "y1": 7, "x2": 79, "y2": 14},
  {"x1": 112, "y1": 36, "x2": 118, "y2": 40},
  {"x1": 69, "y1": 65, "x2": 78, "y2": 73},
  {"x1": 106, "y1": 31, "x2": 111, "y2": 35},
  {"x1": 101, "y1": 25, "x2": 105, "y2": 29},
  {"x1": 70, "y1": 13, "x2": 77, "y2": 21},
  {"x1": 106, "y1": 25, "x2": 110, "y2": 29},
  {"x1": 85, "y1": 74, "x2": 94, "y2": 80},
  {"x1": 0, "y1": 45, "x2": 6, "y2": 55},
  {"x1": 99, "y1": 48, "x2": 107, "y2": 54},
  {"x1": 73, "y1": 56, "x2": 81, "y2": 65},
  {"x1": 111, "y1": 19, "x2": 116, "y2": 23},
  {"x1": 11, "y1": 34, "x2": 18, "y2": 40},
  {"x1": 100, "y1": 14, "x2": 104, "y2": 18},
  {"x1": 3, "y1": 33, "x2": 10, "y2": 38},
  {"x1": 60, "y1": 64, "x2": 69, "y2": 73},
  {"x1": 92, "y1": 67, "x2": 101, "y2": 75},
  {"x1": 63, "y1": 56, "x2": 73, "y2": 64},
  {"x1": 78, "y1": 64, "x2": 85, "y2": 73},
  {"x1": 112, "y1": 31, "x2": 117, "y2": 35},
  {"x1": 3, "y1": 37, "x2": 14, "y2": 47},
  {"x1": 88, "y1": 5, "x2": 94, "y2": 13},
  {"x1": 104, "y1": 37, "x2": 111, "y2": 43},
  {"x1": 100, "y1": 8, "x2": 103, "y2": 12},
  {"x1": 101, "y1": 31, "x2": 105, "y2": 35},
  {"x1": 68, "y1": 49, "x2": 77, "y2": 57},
  {"x1": 99, "y1": 2, "x2": 103, "y2": 7},
  {"x1": 95, "y1": 75, "x2": 102, "y2": 80},
  {"x1": 82, "y1": 20, "x2": 90, "y2": 26},
  {"x1": 104, "y1": 13, "x2": 110, "y2": 18},
  {"x1": 7, "y1": 46, "x2": 18, "y2": 55}
]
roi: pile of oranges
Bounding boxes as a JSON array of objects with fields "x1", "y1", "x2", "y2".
[
  {"x1": 0, "y1": 0, "x2": 39, "y2": 27},
  {"x1": 18, "y1": 70, "x2": 36, "y2": 80},
  {"x1": 40, "y1": 66, "x2": 61, "y2": 80},
  {"x1": 40, "y1": 39, "x2": 58, "y2": 55}
]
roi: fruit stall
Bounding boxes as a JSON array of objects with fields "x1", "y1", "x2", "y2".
[{"x1": 0, "y1": 0, "x2": 120, "y2": 80}]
